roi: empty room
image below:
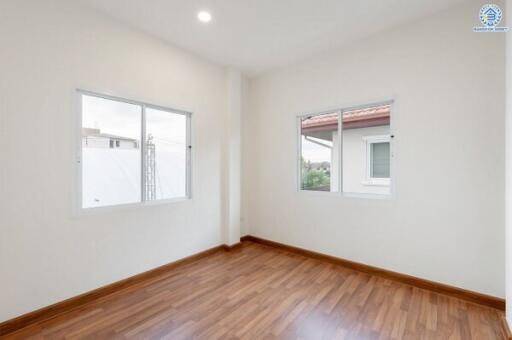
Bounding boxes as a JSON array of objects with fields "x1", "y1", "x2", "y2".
[{"x1": 0, "y1": 0, "x2": 511, "y2": 339}]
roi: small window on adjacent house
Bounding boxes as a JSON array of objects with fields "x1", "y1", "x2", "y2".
[
  {"x1": 299, "y1": 102, "x2": 393, "y2": 196},
  {"x1": 79, "y1": 91, "x2": 191, "y2": 210},
  {"x1": 363, "y1": 135, "x2": 391, "y2": 187},
  {"x1": 370, "y1": 141, "x2": 390, "y2": 178}
]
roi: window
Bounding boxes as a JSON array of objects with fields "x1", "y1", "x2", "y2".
[
  {"x1": 145, "y1": 107, "x2": 188, "y2": 201},
  {"x1": 298, "y1": 102, "x2": 393, "y2": 196},
  {"x1": 363, "y1": 135, "x2": 391, "y2": 186},
  {"x1": 78, "y1": 91, "x2": 191, "y2": 209},
  {"x1": 299, "y1": 112, "x2": 340, "y2": 192}
]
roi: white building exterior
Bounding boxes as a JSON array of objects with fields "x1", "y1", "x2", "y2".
[
  {"x1": 342, "y1": 125, "x2": 390, "y2": 195},
  {"x1": 82, "y1": 128, "x2": 139, "y2": 150}
]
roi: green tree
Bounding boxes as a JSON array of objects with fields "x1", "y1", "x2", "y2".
[{"x1": 302, "y1": 169, "x2": 330, "y2": 190}]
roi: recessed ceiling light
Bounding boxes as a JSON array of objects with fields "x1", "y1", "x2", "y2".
[{"x1": 197, "y1": 11, "x2": 212, "y2": 23}]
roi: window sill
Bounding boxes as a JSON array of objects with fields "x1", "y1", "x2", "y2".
[
  {"x1": 342, "y1": 192, "x2": 392, "y2": 200},
  {"x1": 361, "y1": 179, "x2": 390, "y2": 187},
  {"x1": 75, "y1": 197, "x2": 190, "y2": 217},
  {"x1": 298, "y1": 189, "x2": 392, "y2": 200}
]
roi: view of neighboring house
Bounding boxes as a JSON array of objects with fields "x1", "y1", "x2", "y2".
[
  {"x1": 81, "y1": 127, "x2": 142, "y2": 208},
  {"x1": 82, "y1": 127, "x2": 140, "y2": 149},
  {"x1": 80, "y1": 124, "x2": 185, "y2": 208},
  {"x1": 300, "y1": 104, "x2": 391, "y2": 195}
]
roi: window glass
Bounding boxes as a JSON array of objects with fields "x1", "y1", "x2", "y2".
[
  {"x1": 79, "y1": 92, "x2": 191, "y2": 209},
  {"x1": 145, "y1": 108, "x2": 188, "y2": 200},
  {"x1": 81, "y1": 95, "x2": 142, "y2": 208},
  {"x1": 341, "y1": 104, "x2": 391, "y2": 195},
  {"x1": 371, "y1": 142, "x2": 390, "y2": 178},
  {"x1": 300, "y1": 112, "x2": 339, "y2": 192}
]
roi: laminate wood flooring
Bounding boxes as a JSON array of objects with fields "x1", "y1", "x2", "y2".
[{"x1": 3, "y1": 242, "x2": 506, "y2": 339}]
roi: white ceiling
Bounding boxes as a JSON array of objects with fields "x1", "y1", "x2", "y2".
[{"x1": 79, "y1": 0, "x2": 466, "y2": 75}]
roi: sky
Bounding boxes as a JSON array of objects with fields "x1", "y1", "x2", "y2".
[
  {"x1": 82, "y1": 94, "x2": 187, "y2": 146},
  {"x1": 301, "y1": 136, "x2": 331, "y2": 163},
  {"x1": 82, "y1": 94, "x2": 141, "y2": 139}
]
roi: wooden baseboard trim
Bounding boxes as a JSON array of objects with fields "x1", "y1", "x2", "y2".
[
  {"x1": 501, "y1": 316, "x2": 512, "y2": 339},
  {"x1": 0, "y1": 244, "x2": 229, "y2": 337},
  {"x1": 241, "y1": 235, "x2": 505, "y2": 311},
  {"x1": 222, "y1": 242, "x2": 243, "y2": 251}
]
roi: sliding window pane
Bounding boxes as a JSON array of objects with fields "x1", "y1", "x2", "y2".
[
  {"x1": 300, "y1": 112, "x2": 339, "y2": 192},
  {"x1": 145, "y1": 108, "x2": 188, "y2": 200},
  {"x1": 342, "y1": 104, "x2": 391, "y2": 194},
  {"x1": 81, "y1": 95, "x2": 142, "y2": 208}
]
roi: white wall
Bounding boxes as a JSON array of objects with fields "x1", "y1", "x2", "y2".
[
  {"x1": 241, "y1": 77, "x2": 251, "y2": 236},
  {"x1": 506, "y1": 0, "x2": 512, "y2": 326},
  {"x1": 0, "y1": 0, "x2": 230, "y2": 322},
  {"x1": 225, "y1": 69, "x2": 242, "y2": 245},
  {"x1": 245, "y1": 0, "x2": 505, "y2": 297}
]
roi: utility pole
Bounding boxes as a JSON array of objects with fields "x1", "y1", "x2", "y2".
[{"x1": 145, "y1": 134, "x2": 156, "y2": 200}]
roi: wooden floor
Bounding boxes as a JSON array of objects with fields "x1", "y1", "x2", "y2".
[{"x1": 4, "y1": 242, "x2": 506, "y2": 339}]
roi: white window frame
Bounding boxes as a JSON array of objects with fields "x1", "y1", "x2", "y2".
[
  {"x1": 362, "y1": 135, "x2": 391, "y2": 187},
  {"x1": 297, "y1": 110, "x2": 342, "y2": 194},
  {"x1": 75, "y1": 89, "x2": 192, "y2": 213},
  {"x1": 297, "y1": 100, "x2": 394, "y2": 199}
]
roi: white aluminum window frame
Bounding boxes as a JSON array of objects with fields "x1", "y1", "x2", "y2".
[
  {"x1": 362, "y1": 135, "x2": 391, "y2": 187},
  {"x1": 297, "y1": 100, "x2": 395, "y2": 199},
  {"x1": 75, "y1": 89, "x2": 192, "y2": 214}
]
